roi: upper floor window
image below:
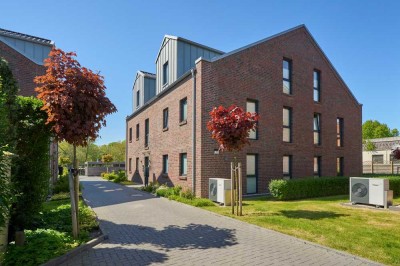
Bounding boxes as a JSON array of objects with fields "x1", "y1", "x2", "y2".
[
  {"x1": 144, "y1": 119, "x2": 149, "y2": 148},
  {"x1": 283, "y1": 59, "x2": 292, "y2": 94},
  {"x1": 247, "y1": 100, "x2": 258, "y2": 139},
  {"x1": 337, "y1": 118, "x2": 344, "y2": 147},
  {"x1": 163, "y1": 61, "x2": 169, "y2": 85},
  {"x1": 129, "y1": 127, "x2": 132, "y2": 142},
  {"x1": 163, "y1": 108, "x2": 169, "y2": 130},
  {"x1": 136, "y1": 123, "x2": 139, "y2": 140},
  {"x1": 283, "y1": 107, "x2": 292, "y2": 142},
  {"x1": 136, "y1": 90, "x2": 140, "y2": 108},
  {"x1": 283, "y1": 155, "x2": 292, "y2": 179},
  {"x1": 313, "y1": 70, "x2": 320, "y2": 102},
  {"x1": 180, "y1": 97, "x2": 188, "y2": 123},
  {"x1": 162, "y1": 155, "x2": 169, "y2": 174},
  {"x1": 314, "y1": 156, "x2": 321, "y2": 177},
  {"x1": 313, "y1": 113, "x2": 321, "y2": 145}
]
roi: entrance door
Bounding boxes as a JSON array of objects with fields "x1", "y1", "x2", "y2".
[
  {"x1": 246, "y1": 154, "x2": 257, "y2": 194},
  {"x1": 144, "y1": 156, "x2": 150, "y2": 186}
]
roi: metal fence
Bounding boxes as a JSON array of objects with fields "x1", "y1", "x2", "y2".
[{"x1": 363, "y1": 161, "x2": 400, "y2": 174}]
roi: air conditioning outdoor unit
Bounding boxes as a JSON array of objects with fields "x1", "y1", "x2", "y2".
[
  {"x1": 209, "y1": 178, "x2": 231, "y2": 206},
  {"x1": 350, "y1": 177, "x2": 393, "y2": 208}
]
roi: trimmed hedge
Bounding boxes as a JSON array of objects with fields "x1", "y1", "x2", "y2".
[{"x1": 269, "y1": 177, "x2": 349, "y2": 200}]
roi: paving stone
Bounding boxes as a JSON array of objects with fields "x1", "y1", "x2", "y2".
[{"x1": 62, "y1": 177, "x2": 381, "y2": 266}]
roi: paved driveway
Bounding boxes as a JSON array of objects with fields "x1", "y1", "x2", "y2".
[{"x1": 63, "y1": 176, "x2": 378, "y2": 266}]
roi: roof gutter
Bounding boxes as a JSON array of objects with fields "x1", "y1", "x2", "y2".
[{"x1": 191, "y1": 68, "x2": 197, "y2": 195}]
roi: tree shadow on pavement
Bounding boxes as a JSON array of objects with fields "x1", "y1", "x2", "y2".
[{"x1": 100, "y1": 220, "x2": 238, "y2": 251}]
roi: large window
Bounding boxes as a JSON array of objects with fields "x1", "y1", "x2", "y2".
[
  {"x1": 283, "y1": 155, "x2": 292, "y2": 179},
  {"x1": 180, "y1": 153, "x2": 187, "y2": 176},
  {"x1": 162, "y1": 155, "x2": 169, "y2": 174},
  {"x1": 283, "y1": 107, "x2": 292, "y2": 142},
  {"x1": 337, "y1": 118, "x2": 344, "y2": 147},
  {"x1": 314, "y1": 156, "x2": 321, "y2": 177},
  {"x1": 337, "y1": 157, "x2": 344, "y2": 176},
  {"x1": 136, "y1": 123, "x2": 139, "y2": 140},
  {"x1": 246, "y1": 154, "x2": 258, "y2": 194},
  {"x1": 163, "y1": 61, "x2": 169, "y2": 85},
  {"x1": 136, "y1": 157, "x2": 139, "y2": 171},
  {"x1": 283, "y1": 59, "x2": 292, "y2": 94},
  {"x1": 129, "y1": 158, "x2": 132, "y2": 173},
  {"x1": 163, "y1": 108, "x2": 169, "y2": 130},
  {"x1": 144, "y1": 119, "x2": 149, "y2": 148},
  {"x1": 313, "y1": 70, "x2": 320, "y2": 102},
  {"x1": 372, "y1": 155, "x2": 384, "y2": 164},
  {"x1": 136, "y1": 90, "x2": 140, "y2": 108},
  {"x1": 247, "y1": 100, "x2": 258, "y2": 139},
  {"x1": 180, "y1": 97, "x2": 187, "y2": 123},
  {"x1": 313, "y1": 113, "x2": 321, "y2": 145},
  {"x1": 129, "y1": 127, "x2": 132, "y2": 142}
]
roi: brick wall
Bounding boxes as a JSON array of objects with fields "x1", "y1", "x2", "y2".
[
  {"x1": 126, "y1": 26, "x2": 362, "y2": 198},
  {"x1": 0, "y1": 41, "x2": 45, "y2": 96}
]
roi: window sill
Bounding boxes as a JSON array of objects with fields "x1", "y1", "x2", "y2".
[
  {"x1": 282, "y1": 141, "x2": 293, "y2": 144},
  {"x1": 314, "y1": 144, "x2": 322, "y2": 148},
  {"x1": 314, "y1": 101, "x2": 321, "y2": 104},
  {"x1": 282, "y1": 92, "x2": 293, "y2": 97},
  {"x1": 136, "y1": 138, "x2": 139, "y2": 141},
  {"x1": 162, "y1": 173, "x2": 169, "y2": 178},
  {"x1": 248, "y1": 138, "x2": 258, "y2": 141},
  {"x1": 144, "y1": 146, "x2": 149, "y2": 150},
  {"x1": 162, "y1": 83, "x2": 169, "y2": 88},
  {"x1": 163, "y1": 127, "x2": 169, "y2": 132},
  {"x1": 179, "y1": 120, "x2": 187, "y2": 126},
  {"x1": 129, "y1": 140, "x2": 132, "y2": 143},
  {"x1": 179, "y1": 176, "x2": 187, "y2": 180}
]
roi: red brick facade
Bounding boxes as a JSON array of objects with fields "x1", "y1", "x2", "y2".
[
  {"x1": 126, "y1": 26, "x2": 362, "y2": 197},
  {"x1": 0, "y1": 41, "x2": 45, "y2": 96}
]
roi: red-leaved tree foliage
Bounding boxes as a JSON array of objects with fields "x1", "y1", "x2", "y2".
[
  {"x1": 207, "y1": 105, "x2": 259, "y2": 152},
  {"x1": 34, "y1": 48, "x2": 117, "y2": 237},
  {"x1": 392, "y1": 148, "x2": 400, "y2": 160}
]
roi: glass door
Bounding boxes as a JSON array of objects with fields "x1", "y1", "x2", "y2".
[{"x1": 246, "y1": 154, "x2": 257, "y2": 194}]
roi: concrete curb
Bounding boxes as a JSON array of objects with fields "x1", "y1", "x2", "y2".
[{"x1": 42, "y1": 233, "x2": 108, "y2": 266}]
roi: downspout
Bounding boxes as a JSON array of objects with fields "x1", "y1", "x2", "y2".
[{"x1": 191, "y1": 68, "x2": 197, "y2": 195}]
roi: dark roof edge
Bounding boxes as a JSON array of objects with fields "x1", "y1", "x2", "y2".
[
  {"x1": 126, "y1": 70, "x2": 192, "y2": 121},
  {"x1": 0, "y1": 28, "x2": 54, "y2": 46},
  {"x1": 211, "y1": 24, "x2": 305, "y2": 62}
]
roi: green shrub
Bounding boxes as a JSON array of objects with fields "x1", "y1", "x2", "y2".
[
  {"x1": 140, "y1": 182, "x2": 160, "y2": 193},
  {"x1": 269, "y1": 177, "x2": 349, "y2": 200},
  {"x1": 53, "y1": 173, "x2": 70, "y2": 194},
  {"x1": 112, "y1": 171, "x2": 127, "y2": 183},
  {"x1": 3, "y1": 229, "x2": 79, "y2": 266},
  {"x1": 100, "y1": 172, "x2": 106, "y2": 177},
  {"x1": 180, "y1": 188, "x2": 195, "y2": 199},
  {"x1": 155, "y1": 185, "x2": 181, "y2": 197},
  {"x1": 50, "y1": 192, "x2": 70, "y2": 201}
]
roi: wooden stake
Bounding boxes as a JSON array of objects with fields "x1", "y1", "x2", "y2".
[
  {"x1": 231, "y1": 162, "x2": 234, "y2": 214},
  {"x1": 238, "y1": 162, "x2": 242, "y2": 216},
  {"x1": 235, "y1": 163, "x2": 239, "y2": 216},
  {"x1": 69, "y1": 171, "x2": 78, "y2": 238}
]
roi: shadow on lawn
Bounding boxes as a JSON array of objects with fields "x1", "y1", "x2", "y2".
[{"x1": 278, "y1": 210, "x2": 348, "y2": 220}]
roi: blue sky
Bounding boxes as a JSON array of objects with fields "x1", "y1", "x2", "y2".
[{"x1": 1, "y1": 0, "x2": 399, "y2": 144}]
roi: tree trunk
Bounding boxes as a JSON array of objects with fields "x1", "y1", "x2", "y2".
[
  {"x1": 69, "y1": 171, "x2": 78, "y2": 238},
  {"x1": 72, "y1": 145, "x2": 79, "y2": 236}
]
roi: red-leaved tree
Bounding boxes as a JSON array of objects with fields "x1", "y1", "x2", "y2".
[
  {"x1": 34, "y1": 48, "x2": 117, "y2": 237},
  {"x1": 207, "y1": 104, "x2": 259, "y2": 216},
  {"x1": 207, "y1": 105, "x2": 259, "y2": 151}
]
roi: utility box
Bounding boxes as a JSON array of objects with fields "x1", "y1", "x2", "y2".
[{"x1": 209, "y1": 178, "x2": 232, "y2": 206}]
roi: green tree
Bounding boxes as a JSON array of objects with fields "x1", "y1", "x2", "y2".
[{"x1": 362, "y1": 120, "x2": 399, "y2": 139}]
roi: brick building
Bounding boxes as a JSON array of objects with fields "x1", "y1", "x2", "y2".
[
  {"x1": 126, "y1": 25, "x2": 362, "y2": 197},
  {"x1": 0, "y1": 28, "x2": 58, "y2": 182}
]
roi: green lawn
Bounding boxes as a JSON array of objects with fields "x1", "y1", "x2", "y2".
[{"x1": 202, "y1": 195, "x2": 400, "y2": 265}]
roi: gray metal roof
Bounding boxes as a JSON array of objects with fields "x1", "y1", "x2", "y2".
[
  {"x1": 363, "y1": 137, "x2": 400, "y2": 151},
  {"x1": 138, "y1": 70, "x2": 156, "y2": 78},
  {"x1": 0, "y1": 27, "x2": 54, "y2": 46}
]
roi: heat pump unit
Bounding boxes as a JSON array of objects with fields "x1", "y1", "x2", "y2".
[
  {"x1": 350, "y1": 177, "x2": 392, "y2": 207},
  {"x1": 209, "y1": 178, "x2": 231, "y2": 206}
]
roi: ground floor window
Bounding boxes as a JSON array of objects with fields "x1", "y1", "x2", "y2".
[
  {"x1": 314, "y1": 156, "x2": 321, "y2": 177},
  {"x1": 163, "y1": 155, "x2": 169, "y2": 174},
  {"x1": 283, "y1": 155, "x2": 292, "y2": 179},
  {"x1": 246, "y1": 154, "x2": 258, "y2": 194},
  {"x1": 180, "y1": 153, "x2": 187, "y2": 176},
  {"x1": 337, "y1": 157, "x2": 344, "y2": 176}
]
